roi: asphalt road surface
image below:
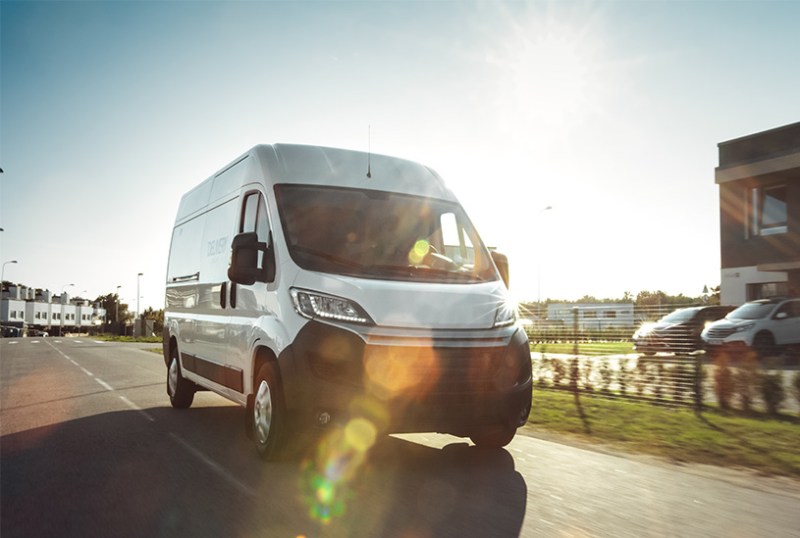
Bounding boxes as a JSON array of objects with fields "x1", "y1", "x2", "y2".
[{"x1": 2, "y1": 338, "x2": 799, "y2": 538}]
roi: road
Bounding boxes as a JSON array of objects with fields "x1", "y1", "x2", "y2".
[{"x1": 2, "y1": 338, "x2": 799, "y2": 538}]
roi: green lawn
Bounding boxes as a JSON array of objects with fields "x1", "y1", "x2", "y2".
[
  {"x1": 93, "y1": 334, "x2": 163, "y2": 343},
  {"x1": 527, "y1": 389, "x2": 800, "y2": 477},
  {"x1": 530, "y1": 341, "x2": 635, "y2": 355}
]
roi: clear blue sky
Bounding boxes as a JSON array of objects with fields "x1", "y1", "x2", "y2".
[{"x1": 2, "y1": 0, "x2": 799, "y2": 310}]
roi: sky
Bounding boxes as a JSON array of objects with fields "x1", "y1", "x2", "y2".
[{"x1": 1, "y1": 0, "x2": 799, "y2": 311}]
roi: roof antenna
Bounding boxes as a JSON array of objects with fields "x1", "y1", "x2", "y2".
[{"x1": 366, "y1": 125, "x2": 372, "y2": 178}]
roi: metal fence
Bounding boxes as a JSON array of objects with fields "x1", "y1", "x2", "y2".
[{"x1": 522, "y1": 303, "x2": 800, "y2": 414}]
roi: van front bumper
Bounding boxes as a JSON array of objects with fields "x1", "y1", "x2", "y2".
[{"x1": 278, "y1": 320, "x2": 533, "y2": 437}]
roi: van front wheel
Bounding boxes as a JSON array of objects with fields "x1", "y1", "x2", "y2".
[
  {"x1": 167, "y1": 353, "x2": 195, "y2": 409},
  {"x1": 252, "y1": 362, "x2": 285, "y2": 459}
]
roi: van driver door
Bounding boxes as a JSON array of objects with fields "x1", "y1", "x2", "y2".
[{"x1": 225, "y1": 189, "x2": 275, "y2": 396}]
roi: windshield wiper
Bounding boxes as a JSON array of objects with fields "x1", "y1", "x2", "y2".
[{"x1": 367, "y1": 264, "x2": 480, "y2": 281}]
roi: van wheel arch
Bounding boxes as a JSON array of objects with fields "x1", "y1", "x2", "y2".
[{"x1": 245, "y1": 346, "x2": 283, "y2": 439}]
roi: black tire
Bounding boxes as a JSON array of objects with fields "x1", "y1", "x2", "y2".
[
  {"x1": 167, "y1": 348, "x2": 195, "y2": 409},
  {"x1": 753, "y1": 332, "x2": 776, "y2": 360},
  {"x1": 470, "y1": 425, "x2": 517, "y2": 449},
  {"x1": 251, "y1": 362, "x2": 286, "y2": 460}
]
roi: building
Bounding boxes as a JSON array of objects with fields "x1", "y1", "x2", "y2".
[
  {"x1": 547, "y1": 303, "x2": 635, "y2": 330},
  {"x1": 0, "y1": 285, "x2": 106, "y2": 336},
  {"x1": 715, "y1": 122, "x2": 800, "y2": 305}
]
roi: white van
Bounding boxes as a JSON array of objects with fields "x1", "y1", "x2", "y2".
[{"x1": 163, "y1": 144, "x2": 532, "y2": 459}]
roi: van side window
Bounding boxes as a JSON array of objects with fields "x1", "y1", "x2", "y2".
[{"x1": 240, "y1": 192, "x2": 270, "y2": 244}]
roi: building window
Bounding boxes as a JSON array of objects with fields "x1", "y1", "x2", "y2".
[
  {"x1": 584, "y1": 311, "x2": 597, "y2": 319},
  {"x1": 749, "y1": 185, "x2": 788, "y2": 237},
  {"x1": 746, "y1": 282, "x2": 788, "y2": 301},
  {"x1": 603, "y1": 310, "x2": 617, "y2": 318}
]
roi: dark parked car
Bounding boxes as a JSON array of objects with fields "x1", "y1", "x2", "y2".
[{"x1": 633, "y1": 305, "x2": 734, "y2": 355}]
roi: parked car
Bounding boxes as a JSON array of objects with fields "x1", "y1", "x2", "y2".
[
  {"x1": 633, "y1": 305, "x2": 734, "y2": 354},
  {"x1": 701, "y1": 297, "x2": 800, "y2": 359}
]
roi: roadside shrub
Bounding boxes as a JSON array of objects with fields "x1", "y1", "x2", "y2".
[
  {"x1": 598, "y1": 358, "x2": 613, "y2": 394},
  {"x1": 713, "y1": 354, "x2": 734, "y2": 410},
  {"x1": 734, "y1": 355, "x2": 760, "y2": 412},
  {"x1": 793, "y1": 371, "x2": 800, "y2": 407},
  {"x1": 672, "y1": 363, "x2": 693, "y2": 404},
  {"x1": 581, "y1": 358, "x2": 595, "y2": 392},
  {"x1": 535, "y1": 357, "x2": 552, "y2": 387},
  {"x1": 569, "y1": 357, "x2": 580, "y2": 392},
  {"x1": 634, "y1": 359, "x2": 648, "y2": 396},
  {"x1": 552, "y1": 358, "x2": 566, "y2": 388},
  {"x1": 618, "y1": 358, "x2": 632, "y2": 397},
  {"x1": 760, "y1": 372, "x2": 786, "y2": 415},
  {"x1": 653, "y1": 363, "x2": 666, "y2": 402}
]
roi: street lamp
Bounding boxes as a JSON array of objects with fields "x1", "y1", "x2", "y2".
[
  {"x1": 2, "y1": 260, "x2": 18, "y2": 287},
  {"x1": 115, "y1": 285, "x2": 122, "y2": 326},
  {"x1": 136, "y1": 272, "x2": 143, "y2": 320},
  {"x1": 61, "y1": 283, "x2": 75, "y2": 336},
  {"x1": 537, "y1": 206, "x2": 553, "y2": 318}
]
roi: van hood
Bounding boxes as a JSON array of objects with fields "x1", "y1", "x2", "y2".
[{"x1": 290, "y1": 273, "x2": 509, "y2": 330}]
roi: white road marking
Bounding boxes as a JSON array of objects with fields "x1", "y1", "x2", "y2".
[
  {"x1": 118, "y1": 395, "x2": 155, "y2": 422},
  {"x1": 45, "y1": 338, "x2": 155, "y2": 422},
  {"x1": 94, "y1": 378, "x2": 114, "y2": 391},
  {"x1": 169, "y1": 433, "x2": 256, "y2": 497},
  {"x1": 9, "y1": 341, "x2": 18, "y2": 345}
]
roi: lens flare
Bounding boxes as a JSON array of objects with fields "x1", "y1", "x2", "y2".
[
  {"x1": 345, "y1": 417, "x2": 377, "y2": 453},
  {"x1": 302, "y1": 416, "x2": 381, "y2": 525},
  {"x1": 408, "y1": 239, "x2": 429, "y2": 265}
]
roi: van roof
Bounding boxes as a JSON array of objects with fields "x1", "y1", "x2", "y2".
[
  {"x1": 176, "y1": 144, "x2": 457, "y2": 222},
  {"x1": 255, "y1": 144, "x2": 455, "y2": 199}
]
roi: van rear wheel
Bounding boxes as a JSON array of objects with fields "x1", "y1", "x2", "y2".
[
  {"x1": 252, "y1": 362, "x2": 286, "y2": 460},
  {"x1": 167, "y1": 351, "x2": 195, "y2": 409}
]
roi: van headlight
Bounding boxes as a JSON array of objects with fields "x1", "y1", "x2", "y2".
[
  {"x1": 493, "y1": 302, "x2": 517, "y2": 328},
  {"x1": 290, "y1": 288, "x2": 374, "y2": 325}
]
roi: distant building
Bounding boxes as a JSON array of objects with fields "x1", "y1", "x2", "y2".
[
  {"x1": 547, "y1": 303, "x2": 635, "y2": 330},
  {"x1": 715, "y1": 122, "x2": 800, "y2": 305},
  {"x1": 0, "y1": 284, "x2": 106, "y2": 335}
]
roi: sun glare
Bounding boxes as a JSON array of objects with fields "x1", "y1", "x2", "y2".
[{"x1": 485, "y1": 9, "x2": 614, "y2": 135}]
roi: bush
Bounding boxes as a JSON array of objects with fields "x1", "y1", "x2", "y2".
[
  {"x1": 713, "y1": 355, "x2": 734, "y2": 410},
  {"x1": 552, "y1": 359, "x2": 566, "y2": 387},
  {"x1": 734, "y1": 356, "x2": 760, "y2": 412},
  {"x1": 618, "y1": 358, "x2": 632, "y2": 396},
  {"x1": 760, "y1": 372, "x2": 786, "y2": 415},
  {"x1": 598, "y1": 358, "x2": 613, "y2": 394},
  {"x1": 793, "y1": 371, "x2": 800, "y2": 406}
]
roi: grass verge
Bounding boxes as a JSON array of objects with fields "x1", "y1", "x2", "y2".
[
  {"x1": 93, "y1": 334, "x2": 163, "y2": 343},
  {"x1": 530, "y1": 342, "x2": 634, "y2": 355},
  {"x1": 527, "y1": 389, "x2": 800, "y2": 478}
]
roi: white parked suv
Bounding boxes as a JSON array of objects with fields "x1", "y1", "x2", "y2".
[{"x1": 701, "y1": 297, "x2": 800, "y2": 359}]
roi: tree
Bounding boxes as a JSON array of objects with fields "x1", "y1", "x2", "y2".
[
  {"x1": 94, "y1": 293, "x2": 131, "y2": 325},
  {"x1": 141, "y1": 307, "x2": 164, "y2": 334}
]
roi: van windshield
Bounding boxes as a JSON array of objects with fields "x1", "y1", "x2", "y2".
[{"x1": 274, "y1": 184, "x2": 498, "y2": 283}]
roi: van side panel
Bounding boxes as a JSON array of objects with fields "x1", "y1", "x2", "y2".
[{"x1": 166, "y1": 195, "x2": 240, "y2": 395}]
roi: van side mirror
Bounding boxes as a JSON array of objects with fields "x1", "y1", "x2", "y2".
[
  {"x1": 228, "y1": 232, "x2": 275, "y2": 285},
  {"x1": 775, "y1": 311, "x2": 788, "y2": 320},
  {"x1": 490, "y1": 250, "x2": 510, "y2": 289}
]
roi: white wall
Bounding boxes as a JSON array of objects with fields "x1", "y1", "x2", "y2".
[{"x1": 720, "y1": 266, "x2": 788, "y2": 306}]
